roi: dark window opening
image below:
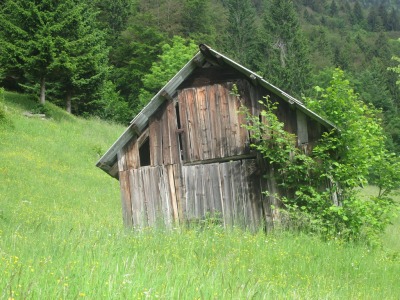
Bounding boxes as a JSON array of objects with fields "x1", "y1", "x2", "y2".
[
  {"x1": 175, "y1": 102, "x2": 182, "y2": 130},
  {"x1": 139, "y1": 138, "x2": 151, "y2": 167},
  {"x1": 175, "y1": 102, "x2": 184, "y2": 161}
]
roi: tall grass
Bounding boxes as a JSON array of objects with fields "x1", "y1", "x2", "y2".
[{"x1": 1, "y1": 92, "x2": 399, "y2": 299}]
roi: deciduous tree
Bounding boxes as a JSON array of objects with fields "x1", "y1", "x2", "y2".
[{"x1": 136, "y1": 36, "x2": 197, "y2": 113}]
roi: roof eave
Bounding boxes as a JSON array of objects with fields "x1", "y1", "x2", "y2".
[
  {"x1": 96, "y1": 51, "x2": 205, "y2": 177},
  {"x1": 201, "y1": 45, "x2": 335, "y2": 130}
]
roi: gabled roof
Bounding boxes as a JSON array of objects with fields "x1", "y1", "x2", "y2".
[{"x1": 96, "y1": 44, "x2": 334, "y2": 178}]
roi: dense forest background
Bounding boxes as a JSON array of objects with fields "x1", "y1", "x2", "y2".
[{"x1": 1, "y1": 0, "x2": 400, "y2": 153}]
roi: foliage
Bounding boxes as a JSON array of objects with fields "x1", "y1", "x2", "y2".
[
  {"x1": 181, "y1": 0, "x2": 216, "y2": 44},
  {"x1": 240, "y1": 69, "x2": 400, "y2": 243},
  {"x1": 109, "y1": 12, "x2": 166, "y2": 111},
  {"x1": 50, "y1": 1, "x2": 110, "y2": 115},
  {"x1": 0, "y1": 0, "x2": 56, "y2": 103},
  {"x1": 388, "y1": 42, "x2": 400, "y2": 86},
  {"x1": 1, "y1": 0, "x2": 400, "y2": 149},
  {"x1": 93, "y1": 80, "x2": 132, "y2": 124},
  {"x1": 93, "y1": 0, "x2": 134, "y2": 43},
  {"x1": 260, "y1": 0, "x2": 312, "y2": 96},
  {"x1": 0, "y1": 0, "x2": 110, "y2": 115},
  {"x1": 136, "y1": 36, "x2": 197, "y2": 113},
  {"x1": 306, "y1": 69, "x2": 400, "y2": 242},
  {"x1": 222, "y1": 0, "x2": 258, "y2": 67}
]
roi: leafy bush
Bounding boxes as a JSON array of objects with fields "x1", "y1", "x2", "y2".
[
  {"x1": 239, "y1": 69, "x2": 400, "y2": 243},
  {"x1": 136, "y1": 36, "x2": 198, "y2": 112},
  {"x1": 94, "y1": 80, "x2": 132, "y2": 124},
  {"x1": 31, "y1": 103, "x2": 51, "y2": 115}
]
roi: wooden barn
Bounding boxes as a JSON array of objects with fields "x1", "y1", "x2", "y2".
[{"x1": 96, "y1": 44, "x2": 334, "y2": 230}]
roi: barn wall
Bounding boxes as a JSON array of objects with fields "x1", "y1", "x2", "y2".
[
  {"x1": 116, "y1": 78, "x2": 327, "y2": 229},
  {"x1": 179, "y1": 83, "x2": 254, "y2": 162},
  {"x1": 118, "y1": 159, "x2": 279, "y2": 230}
]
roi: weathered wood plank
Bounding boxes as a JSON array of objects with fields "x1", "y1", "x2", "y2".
[
  {"x1": 264, "y1": 162, "x2": 279, "y2": 229},
  {"x1": 158, "y1": 166, "x2": 172, "y2": 227},
  {"x1": 209, "y1": 163, "x2": 223, "y2": 215},
  {"x1": 177, "y1": 91, "x2": 190, "y2": 162},
  {"x1": 196, "y1": 86, "x2": 212, "y2": 160},
  {"x1": 149, "y1": 116, "x2": 162, "y2": 166},
  {"x1": 235, "y1": 84, "x2": 250, "y2": 154},
  {"x1": 185, "y1": 89, "x2": 201, "y2": 161},
  {"x1": 117, "y1": 149, "x2": 127, "y2": 172},
  {"x1": 219, "y1": 162, "x2": 232, "y2": 227},
  {"x1": 172, "y1": 164, "x2": 184, "y2": 223},
  {"x1": 231, "y1": 161, "x2": 243, "y2": 225},
  {"x1": 244, "y1": 159, "x2": 263, "y2": 231},
  {"x1": 217, "y1": 84, "x2": 230, "y2": 157},
  {"x1": 142, "y1": 167, "x2": 156, "y2": 226},
  {"x1": 195, "y1": 164, "x2": 204, "y2": 218},
  {"x1": 130, "y1": 169, "x2": 146, "y2": 227},
  {"x1": 118, "y1": 171, "x2": 133, "y2": 226},
  {"x1": 239, "y1": 161, "x2": 251, "y2": 229},
  {"x1": 166, "y1": 100, "x2": 180, "y2": 164},
  {"x1": 296, "y1": 109, "x2": 308, "y2": 146},
  {"x1": 124, "y1": 137, "x2": 140, "y2": 169},
  {"x1": 160, "y1": 105, "x2": 170, "y2": 165},
  {"x1": 226, "y1": 83, "x2": 241, "y2": 156},
  {"x1": 138, "y1": 168, "x2": 149, "y2": 227},
  {"x1": 129, "y1": 169, "x2": 139, "y2": 227},
  {"x1": 166, "y1": 165, "x2": 179, "y2": 223},
  {"x1": 183, "y1": 165, "x2": 195, "y2": 219},
  {"x1": 207, "y1": 85, "x2": 221, "y2": 159},
  {"x1": 203, "y1": 164, "x2": 212, "y2": 215}
]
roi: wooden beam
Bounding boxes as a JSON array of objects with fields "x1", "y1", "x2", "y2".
[
  {"x1": 183, "y1": 154, "x2": 256, "y2": 166},
  {"x1": 161, "y1": 90, "x2": 173, "y2": 101},
  {"x1": 249, "y1": 74, "x2": 258, "y2": 86}
]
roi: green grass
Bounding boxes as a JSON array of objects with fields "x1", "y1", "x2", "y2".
[{"x1": 1, "y1": 92, "x2": 399, "y2": 299}]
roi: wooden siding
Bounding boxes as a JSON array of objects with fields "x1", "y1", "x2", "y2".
[
  {"x1": 148, "y1": 100, "x2": 181, "y2": 167},
  {"x1": 117, "y1": 79, "x2": 328, "y2": 229},
  {"x1": 119, "y1": 159, "x2": 269, "y2": 230},
  {"x1": 178, "y1": 82, "x2": 260, "y2": 163},
  {"x1": 182, "y1": 159, "x2": 265, "y2": 231}
]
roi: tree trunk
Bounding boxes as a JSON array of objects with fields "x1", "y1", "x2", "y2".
[
  {"x1": 39, "y1": 77, "x2": 46, "y2": 104},
  {"x1": 66, "y1": 91, "x2": 72, "y2": 113}
]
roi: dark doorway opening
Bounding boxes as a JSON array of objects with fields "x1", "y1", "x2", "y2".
[{"x1": 139, "y1": 138, "x2": 151, "y2": 166}]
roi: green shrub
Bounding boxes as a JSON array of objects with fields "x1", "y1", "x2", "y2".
[{"x1": 238, "y1": 69, "x2": 400, "y2": 243}]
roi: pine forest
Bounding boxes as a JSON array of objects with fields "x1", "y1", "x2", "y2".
[{"x1": 1, "y1": 0, "x2": 400, "y2": 153}]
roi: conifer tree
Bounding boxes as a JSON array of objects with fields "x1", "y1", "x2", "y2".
[
  {"x1": 261, "y1": 0, "x2": 311, "y2": 96},
  {"x1": 0, "y1": 0, "x2": 109, "y2": 112},
  {"x1": 223, "y1": 0, "x2": 258, "y2": 67},
  {"x1": 351, "y1": 0, "x2": 364, "y2": 26},
  {"x1": 110, "y1": 12, "x2": 166, "y2": 109},
  {"x1": 0, "y1": 0, "x2": 59, "y2": 103},
  {"x1": 181, "y1": 0, "x2": 215, "y2": 44},
  {"x1": 51, "y1": 1, "x2": 109, "y2": 114}
]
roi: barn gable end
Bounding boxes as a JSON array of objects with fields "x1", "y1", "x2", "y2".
[{"x1": 97, "y1": 44, "x2": 334, "y2": 229}]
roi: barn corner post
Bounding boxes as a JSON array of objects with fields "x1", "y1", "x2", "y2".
[
  {"x1": 117, "y1": 149, "x2": 133, "y2": 227},
  {"x1": 96, "y1": 44, "x2": 335, "y2": 231}
]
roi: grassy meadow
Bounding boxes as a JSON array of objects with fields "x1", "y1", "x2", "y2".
[{"x1": 0, "y1": 92, "x2": 399, "y2": 299}]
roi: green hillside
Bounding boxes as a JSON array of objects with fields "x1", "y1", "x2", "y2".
[
  {"x1": 0, "y1": 91, "x2": 123, "y2": 228},
  {"x1": 0, "y1": 92, "x2": 399, "y2": 299}
]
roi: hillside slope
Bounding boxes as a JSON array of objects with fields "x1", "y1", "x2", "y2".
[{"x1": 0, "y1": 92, "x2": 123, "y2": 230}]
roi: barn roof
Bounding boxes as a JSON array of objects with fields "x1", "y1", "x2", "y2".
[{"x1": 96, "y1": 44, "x2": 335, "y2": 178}]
